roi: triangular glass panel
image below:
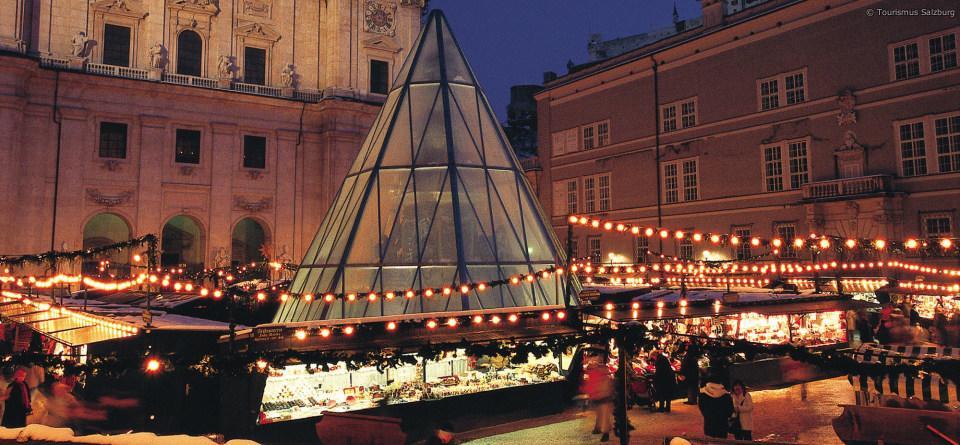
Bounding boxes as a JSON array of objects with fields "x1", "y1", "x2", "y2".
[{"x1": 438, "y1": 18, "x2": 476, "y2": 85}]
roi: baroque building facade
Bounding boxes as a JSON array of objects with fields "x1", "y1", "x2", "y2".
[
  {"x1": 536, "y1": 0, "x2": 960, "y2": 266},
  {"x1": 0, "y1": 0, "x2": 424, "y2": 272}
]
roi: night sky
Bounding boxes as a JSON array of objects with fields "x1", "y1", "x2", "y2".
[{"x1": 429, "y1": 0, "x2": 703, "y2": 121}]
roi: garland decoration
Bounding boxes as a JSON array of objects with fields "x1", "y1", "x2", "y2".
[{"x1": 0, "y1": 235, "x2": 158, "y2": 268}]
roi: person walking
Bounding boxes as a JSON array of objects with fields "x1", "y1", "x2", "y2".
[
  {"x1": 583, "y1": 356, "x2": 614, "y2": 442},
  {"x1": 2, "y1": 368, "x2": 32, "y2": 427},
  {"x1": 654, "y1": 352, "x2": 676, "y2": 413},
  {"x1": 730, "y1": 380, "x2": 754, "y2": 440},
  {"x1": 681, "y1": 343, "x2": 701, "y2": 405},
  {"x1": 697, "y1": 376, "x2": 733, "y2": 439}
]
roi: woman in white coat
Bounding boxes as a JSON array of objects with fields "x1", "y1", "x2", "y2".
[{"x1": 731, "y1": 380, "x2": 754, "y2": 440}]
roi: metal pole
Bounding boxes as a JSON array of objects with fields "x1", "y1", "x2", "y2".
[{"x1": 615, "y1": 331, "x2": 630, "y2": 445}]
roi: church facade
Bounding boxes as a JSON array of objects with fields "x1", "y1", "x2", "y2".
[{"x1": 0, "y1": 0, "x2": 424, "y2": 271}]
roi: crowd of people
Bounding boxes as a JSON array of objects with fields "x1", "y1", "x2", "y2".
[{"x1": 0, "y1": 363, "x2": 122, "y2": 432}]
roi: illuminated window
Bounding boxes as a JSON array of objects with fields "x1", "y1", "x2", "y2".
[
  {"x1": 588, "y1": 236, "x2": 601, "y2": 264},
  {"x1": 733, "y1": 226, "x2": 752, "y2": 260},
  {"x1": 635, "y1": 236, "x2": 648, "y2": 263},
  {"x1": 775, "y1": 223, "x2": 797, "y2": 258}
]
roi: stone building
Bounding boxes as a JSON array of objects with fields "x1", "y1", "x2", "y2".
[
  {"x1": 0, "y1": 0, "x2": 424, "y2": 272},
  {"x1": 536, "y1": 0, "x2": 960, "y2": 265}
]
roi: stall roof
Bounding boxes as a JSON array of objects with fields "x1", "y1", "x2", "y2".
[
  {"x1": 243, "y1": 321, "x2": 578, "y2": 354},
  {"x1": 587, "y1": 294, "x2": 876, "y2": 323},
  {"x1": 0, "y1": 301, "x2": 136, "y2": 347}
]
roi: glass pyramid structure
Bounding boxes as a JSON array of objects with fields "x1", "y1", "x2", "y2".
[{"x1": 275, "y1": 10, "x2": 570, "y2": 323}]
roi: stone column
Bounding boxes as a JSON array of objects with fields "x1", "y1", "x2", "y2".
[
  {"x1": 52, "y1": 106, "x2": 89, "y2": 251},
  {"x1": 137, "y1": 115, "x2": 168, "y2": 241},
  {"x1": 209, "y1": 122, "x2": 238, "y2": 266},
  {"x1": 276, "y1": 129, "x2": 299, "y2": 261}
]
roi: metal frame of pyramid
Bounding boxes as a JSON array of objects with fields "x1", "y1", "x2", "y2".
[{"x1": 275, "y1": 10, "x2": 573, "y2": 324}]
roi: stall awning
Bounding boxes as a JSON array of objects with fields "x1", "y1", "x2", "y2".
[
  {"x1": 0, "y1": 300, "x2": 137, "y2": 347},
  {"x1": 587, "y1": 295, "x2": 875, "y2": 323},
  {"x1": 849, "y1": 343, "x2": 960, "y2": 404}
]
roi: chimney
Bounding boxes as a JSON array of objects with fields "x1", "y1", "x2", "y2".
[{"x1": 701, "y1": 0, "x2": 725, "y2": 29}]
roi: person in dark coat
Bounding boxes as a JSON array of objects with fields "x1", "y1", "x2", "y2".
[
  {"x1": 698, "y1": 376, "x2": 734, "y2": 439},
  {"x1": 653, "y1": 352, "x2": 676, "y2": 413},
  {"x1": 681, "y1": 342, "x2": 701, "y2": 405},
  {"x1": 2, "y1": 368, "x2": 32, "y2": 428}
]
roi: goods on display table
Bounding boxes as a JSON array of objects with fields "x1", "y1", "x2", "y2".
[
  {"x1": 258, "y1": 347, "x2": 570, "y2": 424},
  {"x1": 646, "y1": 310, "x2": 846, "y2": 346}
]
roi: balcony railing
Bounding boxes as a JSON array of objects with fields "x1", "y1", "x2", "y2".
[
  {"x1": 33, "y1": 57, "x2": 385, "y2": 104},
  {"x1": 162, "y1": 72, "x2": 219, "y2": 89},
  {"x1": 801, "y1": 175, "x2": 892, "y2": 200}
]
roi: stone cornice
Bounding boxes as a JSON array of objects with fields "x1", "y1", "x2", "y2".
[
  {"x1": 58, "y1": 106, "x2": 89, "y2": 121},
  {"x1": 276, "y1": 129, "x2": 301, "y2": 142},
  {"x1": 0, "y1": 94, "x2": 27, "y2": 111}
]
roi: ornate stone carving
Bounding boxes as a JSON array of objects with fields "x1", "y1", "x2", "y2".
[
  {"x1": 243, "y1": 0, "x2": 271, "y2": 17},
  {"x1": 213, "y1": 246, "x2": 229, "y2": 267},
  {"x1": 234, "y1": 196, "x2": 273, "y2": 212},
  {"x1": 235, "y1": 22, "x2": 281, "y2": 41},
  {"x1": 172, "y1": 0, "x2": 219, "y2": 13},
  {"x1": 86, "y1": 189, "x2": 133, "y2": 207},
  {"x1": 179, "y1": 165, "x2": 196, "y2": 176},
  {"x1": 399, "y1": 0, "x2": 425, "y2": 7},
  {"x1": 71, "y1": 32, "x2": 91, "y2": 58},
  {"x1": 217, "y1": 55, "x2": 236, "y2": 79},
  {"x1": 149, "y1": 42, "x2": 168, "y2": 70},
  {"x1": 280, "y1": 64, "x2": 297, "y2": 88},
  {"x1": 837, "y1": 89, "x2": 857, "y2": 127},
  {"x1": 364, "y1": 1, "x2": 397, "y2": 36}
]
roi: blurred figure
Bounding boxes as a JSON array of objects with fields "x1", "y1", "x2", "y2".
[
  {"x1": 425, "y1": 421, "x2": 458, "y2": 445},
  {"x1": 698, "y1": 375, "x2": 733, "y2": 439},
  {"x1": 0, "y1": 367, "x2": 13, "y2": 421},
  {"x1": 42, "y1": 373, "x2": 106, "y2": 430},
  {"x1": 856, "y1": 311, "x2": 875, "y2": 345},
  {"x1": 2, "y1": 369, "x2": 31, "y2": 427},
  {"x1": 681, "y1": 342, "x2": 701, "y2": 405},
  {"x1": 583, "y1": 355, "x2": 614, "y2": 442},
  {"x1": 654, "y1": 351, "x2": 676, "y2": 412},
  {"x1": 730, "y1": 380, "x2": 754, "y2": 440}
]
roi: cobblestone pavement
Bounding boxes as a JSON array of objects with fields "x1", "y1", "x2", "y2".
[{"x1": 463, "y1": 377, "x2": 854, "y2": 444}]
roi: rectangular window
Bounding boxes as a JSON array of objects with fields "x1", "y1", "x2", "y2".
[
  {"x1": 582, "y1": 126, "x2": 595, "y2": 150},
  {"x1": 680, "y1": 100, "x2": 697, "y2": 128},
  {"x1": 98, "y1": 122, "x2": 128, "y2": 159},
  {"x1": 759, "y1": 70, "x2": 805, "y2": 111},
  {"x1": 102, "y1": 24, "x2": 131, "y2": 67},
  {"x1": 243, "y1": 135, "x2": 267, "y2": 169},
  {"x1": 588, "y1": 236, "x2": 602, "y2": 264},
  {"x1": 763, "y1": 145, "x2": 784, "y2": 192},
  {"x1": 598, "y1": 174, "x2": 610, "y2": 211},
  {"x1": 583, "y1": 176, "x2": 596, "y2": 213},
  {"x1": 244, "y1": 47, "x2": 267, "y2": 85},
  {"x1": 922, "y1": 213, "x2": 953, "y2": 238},
  {"x1": 682, "y1": 159, "x2": 699, "y2": 201},
  {"x1": 370, "y1": 59, "x2": 390, "y2": 95},
  {"x1": 784, "y1": 72, "x2": 805, "y2": 105},
  {"x1": 566, "y1": 179, "x2": 579, "y2": 214},
  {"x1": 663, "y1": 159, "x2": 699, "y2": 203},
  {"x1": 934, "y1": 115, "x2": 960, "y2": 173},
  {"x1": 787, "y1": 140, "x2": 810, "y2": 189},
  {"x1": 894, "y1": 42, "x2": 921, "y2": 80},
  {"x1": 664, "y1": 163, "x2": 679, "y2": 204},
  {"x1": 776, "y1": 224, "x2": 797, "y2": 258},
  {"x1": 679, "y1": 238, "x2": 694, "y2": 260},
  {"x1": 175, "y1": 129, "x2": 201, "y2": 164},
  {"x1": 734, "y1": 226, "x2": 752, "y2": 260},
  {"x1": 597, "y1": 122, "x2": 610, "y2": 146},
  {"x1": 570, "y1": 236, "x2": 579, "y2": 260},
  {"x1": 929, "y1": 34, "x2": 958, "y2": 73},
  {"x1": 899, "y1": 121, "x2": 927, "y2": 176},
  {"x1": 762, "y1": 140, "x2": 809, "y2": 191},
  {"x1": 551, "y1": 128, "x2": 579, "y2": 156},
  {"x1": 635, "y1": 236, "x2": 649, "y2": 263},
  {"x1": 661, "y1": 105, "x2": 678, "y2": 132},
  {"x1": 759, "y1": 79, "x2": 779, "y2": 111}
]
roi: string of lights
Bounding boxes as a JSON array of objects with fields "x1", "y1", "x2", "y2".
[{"x1": 566, "y1": 214, "x2": 960, "y2": 254}]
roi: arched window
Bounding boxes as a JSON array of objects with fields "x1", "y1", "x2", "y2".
[
  {"x1": 232, "y1": 218, "x2": 267, "y2": 266},
  {"x1": 162, "y1": 215, "x2": 204, "y2": 273},
  {"x1": 82, "y1": 213, "x2": 131, "y2": 274},
  {"x1": 177, "y1": 30, "x2": 203, "y2": 77}
]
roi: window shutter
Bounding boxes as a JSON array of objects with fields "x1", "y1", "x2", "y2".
[
  {"x1": 552, "y1": 181, "x2": 566, "y2": 216},
  {"x1": 552, "y1": 132, "x2": 565, "y2": 157},
  {"x1": 565, "y1": 128, "x2": 579, "y2": 152}
]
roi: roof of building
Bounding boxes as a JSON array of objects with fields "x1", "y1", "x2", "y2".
[{"x1": 274, "y1": 10, "x2": 571, "y2": 324}]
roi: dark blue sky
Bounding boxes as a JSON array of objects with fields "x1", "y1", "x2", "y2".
[{"x1": 429, "y1": 0, "x2": 702, "y2": 121}]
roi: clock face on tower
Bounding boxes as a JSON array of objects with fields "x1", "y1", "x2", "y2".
[{"x1": 364, "y1": 1, "x2": 396, "y2": 36}]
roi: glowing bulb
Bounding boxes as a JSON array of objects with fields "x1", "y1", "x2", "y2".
[
  {"x1": 710, "y1": 234, "x2": 721, "y2": 244},
  {"x1": 794, "y1": 238, "x2": 805, "y2": 248},
  {"x1": 280, "y1": 293, "x2": 289, "y2": 302},
  {"x1": 941, "y1": 239, "x2": 953, "y2": 249},
  {"x1": 405, "y1": 290, "x2": 415, "y2": 299},
  {"x1": 772, "y1": 238, "x2": 782, "y2": 248},
  {"x1": 294, "y1": 329, "x2": 307, "y2": 340},
  {"x1": 568, "y1": 215, "x2": 578, "y2": 224},
  {"x1": 845, "y1": 239, "x2": 857, "y2": 249},
  {"x1": 460, "y1": 285, "x2": 470, "y2": 294},
  {"x1": 446, "y1": 318, "x2": 458, "y2": 327},
  {"x1": 303, "y1": 293, "x2": 314, "y2": 302},
  {"x1": 659, "y1": 229, "x2": 669, "y2": 239},
  {"x1": 508, "y1": 314, "x2": 519, "y2": 323},
  {"x1": 491, "y1": 315, "x2": 502, "y2": 324},
  {"x1": 645, "y1": 228, "x2": 655, "y2": 237},
  {"x1": 145, "y1": 359, "x2": 161, "y2": 373},
  {"x1": 343, "y1": 326, "x2": 355, "y2": 335},
  {"x1": 819, "y1": 239, "x2": 831, "y2": 249},
  {"x1": 557, "y1": 311, "x2": 567, "y2": 320},
  {"x1": 368, "y1": 292, "x2": 378, "y2": 301},
  {"x1": 426, "y1": 320, "x2": 438, "y2": 329},
  {"x1": 133, "y1": 254, "x2": 142, "y2": 262},
  {"x1": 386, "y1": 321, "x2": 397, "y2": 331},
  {"x1": 730, "y1": 236, "x2": 740, "y2": 245},
  {"x1": 874, "y1": 239, "x2": 887, "y2": 249},
  {"x1": 256, "y1": 292, "x2": 266, "y2": 302},
  {"x1": 541, "y1": 312, "x2": 551, "y2": 321},
  {"x1": 905, "y1": 239, "x2": 919, "y2": 249},
  {"x1": 319, "y1": 328, "x2": 331, "y2": 338},
  {"x1": 385, "y1": 292, "x2": 396, "y2": 300},
  {"x1": 472, "y1": 315, "x2": 484, "y2": 324},
  {"x1": 693, "y1": 233, "x2": 703, "y2": 242},
  {"x1": 200, "y1": 288, "x2": 209, "y2": 297},
  {"x1": 256, "y1": 359, "x2": 268, "y2": 371},
  {"x1": 675, "y1": 230, "x2": 685, "y2": 239},
  {"x1": 477, "y1": 282, "x2": 487, "y2": 291},
  {"x1": 212, "y1": 290, "x2": 223, "y2": 299},
  {"x1": 750, "y1": 237, "x2": 761, "y2": 247},
  {"x1": 424, "y1": 289, "x2": 434, "y2": 297}
]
